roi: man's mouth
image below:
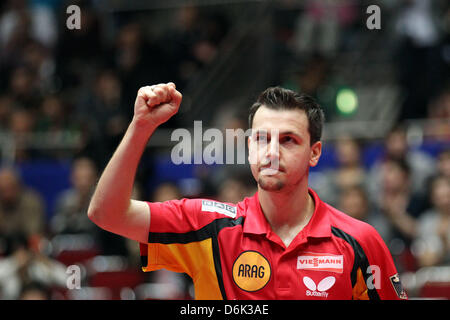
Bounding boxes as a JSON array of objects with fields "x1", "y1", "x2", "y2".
[
  {"x1": 259, "y1": 168, "x2": 279, "y2": 175},
  {"x1": 259, "y1": 165, "x2": 284, "y2": 175}
]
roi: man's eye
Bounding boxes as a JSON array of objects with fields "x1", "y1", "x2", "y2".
[
  {"x1": 281, "y1": 136, "x2": 294, "y2": 143},
  {"x1": 255, "y1": 135, "x2": 269, "y2": 142}
]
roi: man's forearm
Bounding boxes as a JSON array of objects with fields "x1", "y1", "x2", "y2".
[{"x1": 87, "y1": 120, "x2": 156, "y2": 229}]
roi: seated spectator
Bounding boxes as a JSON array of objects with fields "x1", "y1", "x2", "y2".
[
  {"x1": 368, "y1": 124, "x2": 436, "y2": 202},
  {"x1": 337, "y1": 185, "x2": 370, "y2": 222},
  {"x1": 0, "y1": 95, "x2": 13, "y2": 130},
  {"x1": 19, "y1": 281, "x2": 51, "y2": 300},
  {"x1": 75, "y1": 69, "x2": 128, "y2": 167},
  {"x1": 0, "y1": 233, "x2": 66, "y2": 300},
  {"x1": 35, "y1": 95, "x2": 69, "y2": 133},
  {"x1": 292, "y1": 0, "x2": 341, "y2": 58},
  {"x1": 373, "y1": 157, "x2": 428, "y2": 272},
  {"x1": 8, "y1": 65, "x2": 40, "y2": 111},
  {"x1": 216, "y1": 176, "x2": 252, "y2": 204},
  {"x1": 0, "y1": 167, "x2": 45, "y2": 239},
  {"x1": 0, "y1": 0, "x2": 57, "y2": 51},
  {"x1": 51, "y1": 156, "x2": 130, "y2": 257},
  {"x1": 320, "y1": 135, "x2": 368, "y2": 206},
  {"x1": 150, "y1": 182, "x2": 181, "y2": 203},
  {"x1": 436, "y1": 148, "x2": 450, "y2": 179},
  {"x1": 50, "y1": 157, "x2": 98, "y2": 235},
  {"x1": 337, "y1": 185, "x2": 392, "y2": 243},
  {"x1": 412, "y1": 175, "x2": 450, "y2": 267},
  {"x1": 21, "y1": 39, "x2": 56, "y2": 93},
  {"x1": 376, "y1": 157, "x2": 425, "y2": 238},
  {"x1": 8, "y1": 108, "x2": 36, "y2": 161},
  {"x1": 424, "y1": 88, "x2": 450, "y2": 141}
]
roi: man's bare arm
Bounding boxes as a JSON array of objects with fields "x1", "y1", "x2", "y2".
[{"x1": 87, "y1": 83, "x2": 182, "y2": 243}]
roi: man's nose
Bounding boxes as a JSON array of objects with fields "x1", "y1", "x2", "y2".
[
  {"x1": 261, "y1": 137, "x2": 280, "y2": 170},
  {"x1": 266, "y1": 139, "x2": 279, "y2": 160}
]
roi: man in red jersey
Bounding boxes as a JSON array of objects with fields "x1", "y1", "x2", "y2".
[{"x1": 88, "y1": 83, "x2": 408, "y2": 300}]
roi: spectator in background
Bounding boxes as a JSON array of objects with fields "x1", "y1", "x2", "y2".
[
  {"x1": 337, "y1": 185, "x2": 392, "y2": 243},
  {"x1": 75, "y1": 69, "x2": 128, "y2": 167},
  {"x1": 159, "y1": 6, "x2": 229, "y2": 91},
  {"x1": 374, "y1": 157, "x2": 428, "y2": 272},
  {"x1": 7, "y1": 108, "x2": 37, "y2": 161},
  {"x1": 55, "y1": 0, "x2": 103, "y2": 84},
  {"x1": 81, "y1": 69, "x2": 127, "y2": 133},
  {"x1": 203, "y1": 113, "x2": 254, "y2": 197},
  {"x1": 216, "y1": 176, "x2": 252, "y2": 204},
  {"x1": 319, "y1": 135, "x2": 367, "y2": 206},
  {"x1": 425, "y1": 88, "x2": 450, "y2": 141},
  {"x1": 19, "y1": 281, "x2": 51, "y2": 300},
  {"x1": 0, "y1": 0, "x2": 57, "y2": 66},
  {"x1": 376, "y1": 157, "x2": 423, "y2": 238},
  {"x1": 109, "y1": 22, "x2": 171, "y2": 121},
  {"x1": 337, "y1": 185, "x2": 369, "y2": 222},
  {"x1": 8, "y1": 65, "x2": 40, "y2": 111},
  {"x1": 413, "y1": 175, "x2": 450, "y2": 267},
  {"x1": 35, "y1": 95, "x2": 69, "y2": 134},
  {"x1": 436, "y1": 149, "x2": 450, "y2": 179},
  {"x1": 0, "y1": 233, "x2": 66, "y2": 300},
  {"x1": 21, "y1": 39, "x2": 56, "y2": 94},
  {"x1": 281, "y1": 54, "x2": 333, "y2": 118},
  {"x1": 50, "y1": 157, "x2": 98, "y2": 235},
  {"x1": 111, "y1": 22, "x2": 148, "y2": 119},
  {"x1": 368, "y1": 125, "x2": 436, "y2": 202},
  {"x1": 0, "y1": 95, "x2": 13, "y2": 130},
  {"x1": 292, "y1": 0, "x2": 357, "y2": 58},
  {"x1": 0, "y1": 167, "x2": 45, "y2": 239},
  {"x1": 151, "y1": 182, "x2": 181, "y2": 203},
  {"x1": 394, "y1": 0, "x2": 445, "y2": 120},
  {"x1": 160, "y1": 5, "x2": 204, "y2": 89},
  {"x1": 34, "y1": 94, "x2": 81, "y2": 159},
  {"x1": 333, "y1": 136, "x2": 367, "y2": 189},
  {"x1": 51, "y1": 156, "x2": 130, "y2": 257}
]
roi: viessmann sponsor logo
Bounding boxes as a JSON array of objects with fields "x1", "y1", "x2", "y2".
[{"x1": 297, "y1": 252, "x2": 344, "y2": 273}]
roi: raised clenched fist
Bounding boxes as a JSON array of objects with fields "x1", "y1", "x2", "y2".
[{"x1": 133, "y1": 82, "x2": 182, "y2": 129}]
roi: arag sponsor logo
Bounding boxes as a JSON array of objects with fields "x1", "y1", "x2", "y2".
[
  {"x1": 303, "y1": 276, "x2": 336, "y2": 298},
  {"x1": 232, "y1": 251, "x2": 271, "y2": 292},
  {"x1": 297, "y1": 252, "x2": 343, "y2": 273}
]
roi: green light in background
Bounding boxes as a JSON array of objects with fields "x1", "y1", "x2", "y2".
[{"x1": 336, "y1": 88, "x2": 358, "y2": 115}]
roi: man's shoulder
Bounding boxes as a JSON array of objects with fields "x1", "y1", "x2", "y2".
[
  {"x1": 323, "y1": 202, "x2": 381, "y2": 244},
  {"x1": 199, "y1": 198, "x2": 240, "y2": 218},
  {"x1": 166, "y1": 194, "x2": 255, "y2": 219}
]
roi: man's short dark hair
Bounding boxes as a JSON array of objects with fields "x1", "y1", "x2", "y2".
[{"x1": 248, "y1": 87, "x2": 325, "y2": 145}]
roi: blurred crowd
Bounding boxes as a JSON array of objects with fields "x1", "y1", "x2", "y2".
[{"x1": 0, "y1": 0, "x2": 449, "y2": 299}]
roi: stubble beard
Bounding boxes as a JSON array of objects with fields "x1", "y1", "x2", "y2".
[{"x1": 257, "y1": 176, "x2": 285, "y2": 192}]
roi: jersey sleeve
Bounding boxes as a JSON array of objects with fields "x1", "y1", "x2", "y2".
[
  {"x1": 354, "y1": 224, "x2": 408, "y2": 300},
  {"x1": 139, "y1": 198, "x2": 237, "y2": 292},
  {"x1": 147, "y1": 198, "x2": 203, "y2": 234}
]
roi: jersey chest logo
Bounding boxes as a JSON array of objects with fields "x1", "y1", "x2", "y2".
[
  {"x1": 303, "y1": 276, "x2": 336, "y2": 298},
  {"x1": 297, "y1": 252, "x2": 343, "y2": 273},
  {"x1": 232, "y1": 251, "x2": 271, "y2": 292}
]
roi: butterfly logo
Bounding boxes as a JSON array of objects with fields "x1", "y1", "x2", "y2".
[{"x1": 303, "y1": 276, "x2": 336, "y2": 298}]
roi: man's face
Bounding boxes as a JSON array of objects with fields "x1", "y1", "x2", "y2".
[
  {"x1": 248, "y1": 106, "x2": 322, "y2": 192},
  {"x1": 0, "y1": 170, "x2": 20, "y2": 205},
  {"x1": 381, "y1": 161, "x2": 408, "y2": 192}
]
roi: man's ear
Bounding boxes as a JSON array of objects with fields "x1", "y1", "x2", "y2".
[{"x1": 309, "y1": 141, "x2": 322, "y2": 167}]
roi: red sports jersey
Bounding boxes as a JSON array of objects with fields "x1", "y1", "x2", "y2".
[{"x1": 139, "y1": 188, "x2": 408, "y2": 300}]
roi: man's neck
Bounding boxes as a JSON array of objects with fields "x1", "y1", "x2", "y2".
[{"x1": 258, "y1": 181, "x2": 314, "y2": 247}]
